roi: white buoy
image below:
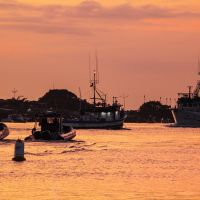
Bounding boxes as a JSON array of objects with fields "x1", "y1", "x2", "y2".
[{"x1": 12, "y1": 139, "x2": 26, "y2": 161}]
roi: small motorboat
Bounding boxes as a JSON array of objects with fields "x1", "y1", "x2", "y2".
[
  {"x1": 0, "y1": 123, "x2": 9, "y2": 140},
  {"x1": 25, "y1": 112, "x2": 76, "y2": 141}
]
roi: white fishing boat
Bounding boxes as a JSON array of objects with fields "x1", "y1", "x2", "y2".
[
  {"x1": 63, "y1": 53, "x2": 126, "y2": 129},
  {"x1": 172, "y1": 64, "x2": 200, "y2": 127}
]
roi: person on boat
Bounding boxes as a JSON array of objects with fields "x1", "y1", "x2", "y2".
[
  {"x1": 39, "y1": 118, "x2": 48, "y2": 132},
  {"x1": 35, "y1": 117, "x2": 51, "y2": 140},
  {"x1": 52, "y1": 118, "x2": 59, "y2": 132}
]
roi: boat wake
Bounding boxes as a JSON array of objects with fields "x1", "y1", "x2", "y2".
[
  {"x1": 25, "y1": 151, "x2": 53, "y2": 156},
  {"x1": 61, "y1": 142, "x2": 97, "y2": 153}
]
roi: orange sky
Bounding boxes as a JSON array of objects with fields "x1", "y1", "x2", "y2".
[{"x1": 0, "y1": 0, "x2": 200, "y2": 109}]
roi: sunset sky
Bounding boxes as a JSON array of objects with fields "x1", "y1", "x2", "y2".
[{"x1": 0, "y1": 0, "x2": 200, "y2": 109}]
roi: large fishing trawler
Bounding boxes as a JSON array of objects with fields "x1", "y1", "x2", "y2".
[
  {"x1": 63, "y1": 54, "x2": 126, "y2": 129},
  {"x1": 172, "y1": 66, "x2": 200, "y2": 127}
]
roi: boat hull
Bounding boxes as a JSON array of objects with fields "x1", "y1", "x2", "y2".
[
  {"x1": 25, "y1": 130, "x2": 76, "y2": 141},
  {"x1": 63, "y1": 118, "x2": 125, "y2": 129},
  {"x1": 60, "y1": 129, "x2": 76, "y2": 140},
  {"x1": 0, "y1": 123, "x2": 9, "y2": 140},
  {"x1": 172, "y1": 109, "x2": 200, "y2": 127}
]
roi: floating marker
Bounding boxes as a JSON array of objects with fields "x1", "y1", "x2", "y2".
[{"x1": 12, "y1": 139, "x2": 26, "y2": 162}]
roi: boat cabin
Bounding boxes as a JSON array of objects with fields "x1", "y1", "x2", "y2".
[
  {"x1": 35, "y1": 112, "x2": 63, "y2": 133},
  {"x1": 80, "y1": 105, "x2": 125, "y2": 122},
  {"x1": 177, "y1": 94, "x2": 200, "y2": 111}
]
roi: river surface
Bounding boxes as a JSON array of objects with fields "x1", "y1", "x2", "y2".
[{"x1": 0, "y1": 123, "x2": 200, "y2": 200}]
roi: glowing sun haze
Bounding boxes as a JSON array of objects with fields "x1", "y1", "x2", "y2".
[{"x1": 0, "y1": 0, "x2": 200, "y2": 109}]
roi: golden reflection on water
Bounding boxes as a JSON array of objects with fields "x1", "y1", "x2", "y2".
[{"x1": 0, "y1": 123, "x2": 200, "y2": 200}]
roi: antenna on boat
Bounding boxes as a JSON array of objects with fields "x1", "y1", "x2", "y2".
[
  {"x1": 95, "y1": 49, "x2": 99, "y2": 84},
  {"x1": 104, "y1": 94, "x2": 107, "y2": 106},
  {"x1": 92, "y1": 69, "x2": 97, "y2": 107},
  {"x1": 89, "y1": 50, "x2": 102, "y2": 109},
  {"x1": 113, "y1": 96, "x2": 118, "y2": 105},
  {"x1": 123, "y1": 94, "x2": 128, "y2": 110},
  {"x1": 119, "y1": 94, "x2": 128, "y2": 110},
  {"x1": 78, "y1": 87, "x2": 82, "y2": 111},
  {"x1": 187, "y1": 86, "x2": 192, "y2": 99},
  {"x1": 89, "y1": 51, "x2": 92, "y2": 84}
]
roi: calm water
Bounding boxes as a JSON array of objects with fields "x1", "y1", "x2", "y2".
[{"x1": 0, "y1": 123, "x2": 200, "y2": 200}]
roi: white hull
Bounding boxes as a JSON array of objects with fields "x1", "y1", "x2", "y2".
[
  {"x1": 63, "y1": 119, "x2": 125, "y2": 129},
  {"x1": 0, "y1": 123, "x2": 9, "y2": 140},
  {"x1": 172, "y1": 109, "x2": 200, "y2": 127},
  {"x1": 60, "y1": 129, "x2": 76, "y2": 140}
]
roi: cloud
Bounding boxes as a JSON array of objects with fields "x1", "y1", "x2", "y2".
[
  {"x1": 0, "y1": 23, "x2": 91, "y2": 35},
  {"x1": 0, "y1": 0, "x2": 199, "y2": 35}
]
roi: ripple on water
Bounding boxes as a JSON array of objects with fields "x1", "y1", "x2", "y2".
[{"x1": 1, "y1": 123, "x2": 200, "y2": 200}]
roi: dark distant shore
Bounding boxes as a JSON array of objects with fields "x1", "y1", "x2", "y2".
[
  {"x1": 126, "y1": 101, "x2": 174, "y2": 123},
  {"x1": 0, "y1": 89, "x2": 174, "y2": 123}
]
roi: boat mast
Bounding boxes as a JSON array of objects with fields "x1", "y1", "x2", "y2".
[
  {"x1": 89, "y1": 50, "x2": 107, "y2": 109},
  {"x1": 194, "y1": 57, "x2": 200, "y2": 97},
  {"x1": 89, "y1": 50, "x2": 100, "y2": 109},
  {"x1": 187, "y1": 86, "x2": 192, "y2": 99},
  {"x1": 78, "y1": 87, "x2": 82, "y2": 111},
  {"x1": 198, "y1": 56, "x2": 200, "y2": 76},
  {"x1": 197, "y1": 57, "x2": 200, "y2": 97},
  {"x1": 93, "y1": 69, "x2": 97, "y2": 108}
]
